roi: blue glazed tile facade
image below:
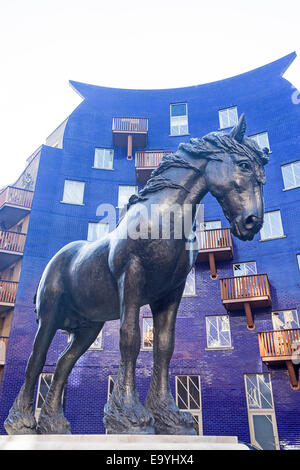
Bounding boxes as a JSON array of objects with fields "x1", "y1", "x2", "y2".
[{"x1": 0, "y1": 53, "x2": 299, "y2": 448}]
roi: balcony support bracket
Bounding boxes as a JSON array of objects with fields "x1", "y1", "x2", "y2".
[
  {"x1": 127, "y1": 135, "x2": 133, "y2": 160},
  {"x1": 244, "y1": 302, "x2": 254, "y2": 330},
  {"x1": 286, "y1": 360, "x2": 299, "y2": 390},
  {"x1": 208, "y1": 253, "x2": 217, "y2": 279}
]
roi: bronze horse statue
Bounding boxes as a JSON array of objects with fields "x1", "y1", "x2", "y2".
[{"x1": 4, "y1": 115, "x2": 269, "y2": 435}]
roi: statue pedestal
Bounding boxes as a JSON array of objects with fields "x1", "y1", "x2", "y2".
[{"x1": 0, "y1": 434, "x2": 249, "y2": 450}]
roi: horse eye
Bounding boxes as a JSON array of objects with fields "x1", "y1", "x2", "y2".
[{"x1": 239, "y1": 162, "x2": 250, "y2": 170}]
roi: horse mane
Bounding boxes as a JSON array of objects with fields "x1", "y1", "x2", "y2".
[{"x1": 127, "y1": 129, "x2": 269, "y2": 209}]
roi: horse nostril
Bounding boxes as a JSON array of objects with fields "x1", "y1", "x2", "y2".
[{"x1": 245, "y1": 215, "x2": 257, "y2": 229}]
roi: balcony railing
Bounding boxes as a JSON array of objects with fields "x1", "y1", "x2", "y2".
[
  {"x1": 258, "y1": 329, "x2": 300, "y2": 360},
  {"x1": 135, "y1": 151, "x2": 170, "y2": 183},
  {"x1": 0, "y1": 280, "x2": 18, "y2": 306},
  {"x1": 196, "y1": 228, "x2": 233, "y2": 279},
  {"x1": 220, "y1": 274, "x2": 271, "y2": 329},
  {"x1": 0, "y1": 230, "x2": 26, "y2": 253},
  {"x1": 0, "y1": 336, "x2": 9, "y2": 365},
  {"x1": 112, "y1": 117, "x2": 148, "y2": 133},
  {"x1": 258, "y1": 329, "x2": 300, "y2": 389},
  {"x1": 0, "y1": 186, "x2": 33, "y2": 210}
]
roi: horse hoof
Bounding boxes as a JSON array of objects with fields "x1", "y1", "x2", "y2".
[
  {"x1": 4, "y1": 409, "x2": 37, "y2": 435},
  {"x1": 37, "y1": 411, "x2": 71, "y2": 434}
]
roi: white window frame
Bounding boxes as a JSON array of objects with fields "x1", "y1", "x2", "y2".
[
  {"x1": 175, "y1": 375, "x2": 202, "y2": 435},
  {"x1": 170, "y1": 103, "x2": 189, "y2": 136},
  {"x1": 260, "y1": 210, "x2": 285, "y2": 241},
  {"x1": 218, "y1": 106, "x2": 238, "y2": 129},
  {"x1": 141, "y1": 317, "x2": 154, "y2": 351},
  {"x1": 87, "y1": 222, "x2": 109, "y2": 242},
  {"x1": 107, "y1": 374, "x2": 117, "y2": 400},
  {"x1": 35, "y1": 373, "x2": 64, "y2": 420},
  {"x1": 249, "y1": 132, "x2": 270, "y2": 151},
  {"x1": 61, "y1": 179, "x2": 85, "y2": 205},
  {"x1": 281, "y1": 160, "x2": 300, "y2": 190},
  {"x1": 297, "y1": 254, "x2": 300, "y2": 272},
  {"x1": 272, "y1": 309, "x2": 299, "y2": 330},
  {"x1": 183, "y1": 268, "x2": 196, "y2": 297},
  {"x1": 117, "y1": 185, "x2": 138, "y2": 209},
  {"x1": 88, "y1": 330, "x2": 103, "y2": 350},
  {"x1": 93, "y1": 148, "x2": 114, "y2": 170},
  {"x1": 205, "y1": 315, "x2": 232, "y2": 350},
  {"x1": 203, "y1": 220, "x2": 222, "y2": 230},
  {"x1": 244, "y1": 373, "x2": 279, "y2": 450},
  {"x1": 233, "y1": 261, "x2": 257, "y2": 277}
]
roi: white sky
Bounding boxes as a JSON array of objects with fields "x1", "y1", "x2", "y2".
[{"x1": 1, "y1": 0, "x2": 300, "y2": 188}]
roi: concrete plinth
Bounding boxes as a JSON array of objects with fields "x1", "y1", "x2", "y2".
[{"x1": 0, "y1": 434, "x2": 249, "y2": 450}]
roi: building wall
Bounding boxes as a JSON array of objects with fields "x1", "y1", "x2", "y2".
[{"x1": 0, "y1": 53, "x2": 299, "y2": 448}]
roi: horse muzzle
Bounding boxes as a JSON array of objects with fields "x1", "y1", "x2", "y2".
[{"x1": 231, "y1": 214, "x2": 263, "y2": 241}]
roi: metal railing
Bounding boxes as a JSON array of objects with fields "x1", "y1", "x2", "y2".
[
  {"x1": 0, "y1": 230, "x2": 26, "y2": 253},
  {"x1": 0, "y1": 280, "x2": 18, "y2": 304},
  {"x1": 258, "y1": 329, "x2": 300, "y2": 359},
  {"x1": 0, "y1": 186, "x2": 33, "y2": 210},
  {"x1": 135, "y1": 151, "x2": 170, "y2": 168},
  {"x1": 0, "y1": 336, "x2": 9, "y2": 365},
  {"x1": 197, "y1": 228, "x2": 232, "y2": 251},
  {"x1": 220, "y1": 274, "x2": 270, "y2": 301},
  {"x1": 112, "y1": 117, "x2": 148, "y2": 133}
]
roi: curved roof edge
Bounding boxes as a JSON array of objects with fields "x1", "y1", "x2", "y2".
[{"x1": 69, "y1": 52, "x2": 297, "y2": 98}]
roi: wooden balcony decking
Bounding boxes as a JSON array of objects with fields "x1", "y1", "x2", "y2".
[
  {"x1": 0, "y1": 231, "x2": 26, "y2": 270},
  {"x1": 0, "y1": 280, "x2": 18, "y2": 312},
  {"x1": 0, "y1": 336, "x2": 9, "y2": 365},
  {"x1": 196, "y1": 228, "x2": 233, "y2": 279},
  {"x1": 112, "y1": 117, "x2": 148, "y2": 159},
  {"x1": 220, "y1": 274, "x2": 271, "y2": 329},
  {"x1": 135, "y1": 151, "x2": 170, "y2": 183},
  {"x1": 258, "y1": 329, "x2": 300, "y2": 389},
  {"x1": 0, "y1": 186, "x2": 33, "y2": 228}
]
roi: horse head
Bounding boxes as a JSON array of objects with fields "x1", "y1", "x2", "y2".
[{"x1": 178, "y1": 114, "x2": 269, "y2": 241}]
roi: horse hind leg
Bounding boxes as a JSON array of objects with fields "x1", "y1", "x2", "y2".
[
  {"x1": 37, "y1": 320, "x2": 104, "y2": 434},
  {"x1": 4, "y1": 315, "x2": 58, "y2": 435}
]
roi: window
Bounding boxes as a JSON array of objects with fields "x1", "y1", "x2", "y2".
[
  {"x1": 183, "y1": 268, "x2": 196, "y2": 296},
  {"x1": 218, "y1": 106, "x2": 238, "y2": 129},
  {"x1": 118, "y1": 185, "x2": 138, "y2": 208},
  {"x1": 281, "y1": 161, "x2": 300, "y2": 190},
  {"x1": 35, "y1": 373, "x2": 64, "y2": 420},
  {"x1": 260, "y1": 210, "x2": 284, "y2": 241},
  {"x1": 107, "y1": 374, "x2": 117, "y2": 400},
  {"x1": 89, "y1": 330, "x2": 103, "y2": 350},
  {"x1": 62, "y1": 180, "x2": 85, "y2": 205},
  {"x1": 233, "y1": 262, "x2": 257, "y2": 277},
  {"x1": 170, "y1": 103, "x2": 188, "y2": 136},
  {"x1": 175, "y1": 375, "x2": 202, "y2": 435},
  {"x1": 94, "y1": 148, "x2": 114, "y2": 170},
  {"x1": 87, "y1": 222, "x2": 109, "y2": 242},
  {"x1": 249, "y1": 132, "x2": 270, "y2": 151},
  {"x1": 272, "y1": 310, "x2": 299, "y2": 330},
  {"x1": 206, "y1": 315, "x2": 231, "y2": 349},
  {"x1": 203, "y1": 220, "x2": 221, "y2": 230},
  {"x1": 244, "y1": 373, "x2": 279, "y2": 450},
  {"x1": 142, "y1": 318, "x2": 154, "y2": 350},
  {"x1": 297, "y1": 254, "x2": 300, "y2": 272}
]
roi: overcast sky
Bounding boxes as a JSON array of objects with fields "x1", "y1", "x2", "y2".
[{"x1": 0, "y1": 0, "x2": 300, "y2": 188}]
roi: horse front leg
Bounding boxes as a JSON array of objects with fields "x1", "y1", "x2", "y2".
[
  {"x1": 104, "y1": 257, "x2": 155, "y2": 434},
  {"x1": 145, "y1": 284, "x2": 197, "y2": 435}
]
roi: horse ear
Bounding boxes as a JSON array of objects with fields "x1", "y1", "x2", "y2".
[{"x1": 229, "y1": 113, "x2": 246, "y2": 143}]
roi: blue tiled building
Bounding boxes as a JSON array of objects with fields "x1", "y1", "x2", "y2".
[{"x1": 0, "y1": 52, "x2": 299, "y2": 449}]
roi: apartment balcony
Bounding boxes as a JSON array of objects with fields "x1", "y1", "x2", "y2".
[
  {"x1": 258, "y1": 329, "x2": 300, "y2": 389},
  {"x1": 196, "y1": 228, "x2": 233, "y2": 279},
  {"x1": 112, "y1": 117, "x2": 148, "y2": 160},
  {"x1": 0, "y1": 186, "x2": 33, "y2": 229},
  {"x1": 135, "y1": 151, "x2": 170, "y2": 183},
  {"x1": 0, "y1": 280, "x2": 18, "y2": 312},
  {"x1": 0, "y1": 231, "x2": 26, "y2": 270},
  {"x1": 0, "y1": 336, "x2": 9, "y2": 365},
  {"x1": 220, "y1": 274, "x2": 271, "y2": 329}
]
